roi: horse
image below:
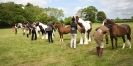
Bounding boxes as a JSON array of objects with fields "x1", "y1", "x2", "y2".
[
  {"x1": 17, "y1": 23, "x2": 23, "y2": 28},
  {"x1": 22, "y1": 22, "x2": 32, "y2": 38},
  {"x1": 75, "y1": 16, "x2": 92, "y2": 44},
  {"x1": 102, "y1": 19, "x2": 131, "y2": 49},
  {"x1": 35, "y1": 22, "x2": 48, "y2": 39},
  {"x1": 53, "y1": 22, "x2": 71, "y2": 42}
]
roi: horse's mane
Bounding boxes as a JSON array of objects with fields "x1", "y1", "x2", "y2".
[
  {"x1": 106, "y1": 19, "x2": 115, "y2": 24},
  {"x1": 55, "y1": 22, "x2": 64, "y2": 26}
]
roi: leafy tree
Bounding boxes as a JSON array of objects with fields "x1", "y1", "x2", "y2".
[
  {"x1": 131, "y1": 16, "x2": 133, "y2": 22},
  {"x1": 23, "y1": 3, "x2": 45, "y2": 22},
  {"x1": 96, "y1": 11, "x2": 106, "y2": 22},
  {"x1": 0, "y1": 2, "x2": 65, "y2": 27},
  {"x1": 64, "y1": 17, "x2": 72, "y2": 25},
  {"x1": 44, "y1": 7, "x2": 64, "y2": 20},
  {"x1": 0, "y1": 2, "x2": 25, "y2": 27},
  {"x1": 77, "y1": 6, "x2": 98, "y2": 22}
]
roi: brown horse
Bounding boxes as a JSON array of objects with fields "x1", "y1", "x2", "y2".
[
  {"x1": 53, "y1": 23, "x2": 71, "y2": 42},
  {"x1": 102, "y1": 19, "x2": 131, "y2": 49}
]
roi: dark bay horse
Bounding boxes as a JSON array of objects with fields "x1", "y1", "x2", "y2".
[
  {"x1": 53, "y1": 23, "x2": 71, "y2": 42},
  {"x1": 102, "y1": 19, "x2": 131, "y2": 49}
]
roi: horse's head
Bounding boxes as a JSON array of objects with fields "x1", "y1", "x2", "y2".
[
  {"x1": 102, "y1": 19, "x2": 115, "y2": 29},
  {"x1": 35, "y1": 22, "x2": 39, "y2": 26},
  {"x1": 53, "y1": 22, "x2": 63, "y2": 29},
  {"x1": 72, "y1": 16, "x2": 76, "y2": 23}
]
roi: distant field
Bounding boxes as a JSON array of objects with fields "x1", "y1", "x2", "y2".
[{"x1": 0, "y1": 23, "x2": 133, "y2": 66}]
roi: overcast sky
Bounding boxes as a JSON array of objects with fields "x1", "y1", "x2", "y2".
[{"x1": 0, "y1": 0, "x2": 133, "y2": 19}]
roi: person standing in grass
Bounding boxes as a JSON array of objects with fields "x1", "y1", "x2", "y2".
[
  {"x1": 31, "y1": 22, "x2": 37, "y2": 40},
  {"x1": 45, "y1": 23, "x2": 53, "y2": 43},
  {"x1": 93, "y1": 25, "x2": 109, "y2": 57},
  {"x1": 14, "y1": 24, "x2": 18, "y2": 34},
  {"x1": 70, "y1": 16, "x2": 78, "y2": 48}
]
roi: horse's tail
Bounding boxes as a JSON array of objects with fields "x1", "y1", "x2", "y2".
[{"x1": 127, "y1": 25, "x2": 131, "y2": 41}]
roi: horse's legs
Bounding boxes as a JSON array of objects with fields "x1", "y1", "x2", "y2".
[
  {"x1": 122, "y1": 36, "x2": 126, "y2": 49},
  {"x1": 23, "y1": 28, "x2": 26, "y2": 35},
  {"x1": 60, "y1": 34, "x2": 63, "y2": 42},
  {"x1": 84, "y1": 32, "x2": 88, "y2": 44},
  {"x1": 105, "y1": 34, "x2": 108, "y2": 44},
  {"x1": 127, "y1": 40, "x2": 131, "y2": 49},
  {"x1": 114, "y1": 37, "x2": 118, "y2": 48},
  {"x1": 60, "y1": 34, "x2": 62, "y2": 42},
  {"x1": 79, "y1": 33, "x2": 84, "y2": 44},
  {"x1": 127, "y1": 34, "x2": 131, "y2": 48},
  {"x1": 41, "y1": 34, "x2": 45, "y2": 39},
  {"x1": 87, "y1": 31, "x2": 91, "y2": 42},
  {"x1": 36, "y1": 30, "x2": 39, "y2": 38},
  {"x1": 62, "y1": 35, "x2": 64, "y2": 42},
  {"x1": 110, "y1": 36, "x2": 114, "y2": 49},
  {"x1": 44, "y1": 32, "x2": 48, "y2": 39}
]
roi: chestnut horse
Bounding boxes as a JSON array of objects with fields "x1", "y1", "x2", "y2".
[
  {"x1": 53, "y1": 23, "x2": 71, "y2": 42},
  {"x1": 102, "y1": 19, "x2": 131, "y2": 49}
]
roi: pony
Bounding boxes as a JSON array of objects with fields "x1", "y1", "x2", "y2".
[
  {"x1": 35, "y1": 22, "x2": 48, "y2": 39},
  {"x1": 75, "y1": 16, "x2": 92, "y2": 44},
  {"x1": 53, "y1": 22, "x2": 71, "y2": 42},
  {"x1": 22, "y1": 22, "x2": 32, "y2": 37},
  {"x1": 102, "y1": 19, "x2": 131, "y2": 49}
]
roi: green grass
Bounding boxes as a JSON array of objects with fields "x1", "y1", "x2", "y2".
[{"x1": 0, "y1": 23, "x2": 133, "y2": 66}]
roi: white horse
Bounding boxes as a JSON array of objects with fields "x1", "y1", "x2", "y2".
[{"x1": 75, "y1": 16, "x2": 92, "y2": 44}]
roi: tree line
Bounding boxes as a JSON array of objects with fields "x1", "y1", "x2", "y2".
[
  {"x1": 0, "y1": 2, "x2": 64, "y2": 27},
  {"x1": 0, "y1": 2, "x2": 108, "y2": 27}
]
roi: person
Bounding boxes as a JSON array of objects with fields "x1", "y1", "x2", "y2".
[
  {"x1": 93, "y1": 25, "x2": 109, "y2": 57},
  {"x1": 70, "y1": 16, "x2": 77, "y2": 48},
  {"x1": 14, "y1": 24, "x2": 18, "y2": 34},
  {"x1": 45, "y1": 23, "x2": 53, "y2": 43},
  {"x1": 31, "y1": 23, "x2": 37, "y2": 40}
]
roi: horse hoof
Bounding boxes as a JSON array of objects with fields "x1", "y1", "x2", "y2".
[
  {"x1": 79, "y1": 43, "x2": 83, "y2": 45},
  {"x1": 84, "y1": 42, "x2": 88, "y2": 44},
  {"x1": 112, "y1": 48, "x2": 114, "y2": 49}
]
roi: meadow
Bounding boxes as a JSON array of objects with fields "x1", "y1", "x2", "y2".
[{"x1": 0, "y1": 23, "x2": 133, "y2": 66}]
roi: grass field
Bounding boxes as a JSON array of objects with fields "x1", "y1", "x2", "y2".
[{"x1": 0, "y1": 23, "x2": 133, "y2": 66}]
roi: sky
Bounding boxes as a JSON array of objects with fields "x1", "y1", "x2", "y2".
[{"x1": 0, "y1": 0, "x2": 133, "y2": 19}]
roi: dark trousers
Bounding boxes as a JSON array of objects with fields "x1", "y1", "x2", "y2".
[
  {"x1": 47, "y1": 31, "x2": 53, "y2": 43},
  {"x1": 15, "y1": 28, "x2": 17, "y2": 34},
  {"x1": 31, "y1": 29, "x2": 37, "y2": 40}
]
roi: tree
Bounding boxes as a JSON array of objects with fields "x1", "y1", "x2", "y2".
[
  {"x1": 96, "y1": 11, "x2": 106, "y2": 22},
  {"x1": 77, "y1": 6, "x2": 98, "y2": 22},
  {"x1": 0, "y1": 2, "x2": 26, "y2": 27},
  {"x1": 23, "y1": 3, "x2": 45, "y2": 22},
  {"x1": 131, "y1": 16, "x2": 133, "y2": 22},
  {"x1": 44, "y1": 7, "x2": 64, "y2": 20},
  {"x1": 0, "y1": 2, "x2": 65, "y2": 27},
  {"x1": 64, "y1": 17, "x2": 72, "y2": 25}
]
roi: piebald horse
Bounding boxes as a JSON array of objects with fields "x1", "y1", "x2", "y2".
[
  {"x1": 36, "y1": 22, "x2": 48, "y2": 39},
  {"x1": 75, "y1": 16, "x2": 92, "y2": 44},
  {"x1": 102, "y1": 19, "x2": 131, "y2": 49}
]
